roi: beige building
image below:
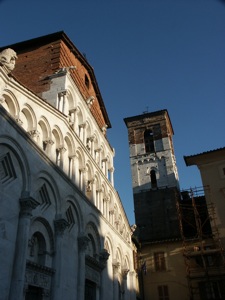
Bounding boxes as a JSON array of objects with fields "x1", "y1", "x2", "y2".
[
  {"x1": 0, "y1": 32, "x2": 137, "y2": 300},
  {"x1": 183, "y1": 148, "x2": 225, "y2": 299}
]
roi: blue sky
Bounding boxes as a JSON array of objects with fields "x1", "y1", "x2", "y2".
[{"x1": 1, "y1": 0, "x2": 225, "y2": 224}]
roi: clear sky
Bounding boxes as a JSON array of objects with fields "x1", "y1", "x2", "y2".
[{"x1": 1, "y1": 0, "x2": 225, "y2": 224}]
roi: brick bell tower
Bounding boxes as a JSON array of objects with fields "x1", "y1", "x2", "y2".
[{"x1": 124, "y1": 109, "x2": 180, "y2": 242}]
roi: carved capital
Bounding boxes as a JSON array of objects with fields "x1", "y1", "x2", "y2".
[
  {"x1": 57, "y1": 146, "x2": 67, "y2": 154},
  {"x1": 78, "y1": 235, "x2": 90, "y2": 252},
  {"x1": 54, "y1": 218, "x2": 69, "y2": 235},
  {"x1": 43, "y1": 139, "x2": 54, "y2": 145},
  {"x1": 79, "y1": 122, "x2": 86, "y2": 129},
  {"x1": 112, "y1": 262, "x2": 120, "y2": 274},
  {"x1": 28, "y1": 130, "x2": 40, "y2": 139},
  {"x1": 122, "y1": 268, "x2": 130, "y2": 279},
  {"x1": 99, "y1": 249, "x2": 110, "y2": 266},
  {"x1": 19, "y1": 196, "x2": 39, "y2": 217}
]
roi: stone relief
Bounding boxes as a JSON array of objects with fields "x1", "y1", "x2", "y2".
[{"x1": 0, "y1": 48, "x2": 17, "y2": 73}]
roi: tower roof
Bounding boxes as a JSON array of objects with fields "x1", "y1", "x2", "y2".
[{"x1": 124, "y1": 109, "x2": 174, "y2": 135}]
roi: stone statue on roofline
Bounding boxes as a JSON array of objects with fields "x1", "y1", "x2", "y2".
[{"x1": 0, "y1": 48, "x2": 17, "y2": 73}]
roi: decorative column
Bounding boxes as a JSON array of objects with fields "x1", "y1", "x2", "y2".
[
  {"x1": 129, "y1": 271, "x2": 136, "y2": 300},
  {"x1": 95, "y1": 148, "x2": 102, "y2": 166},
  {"x1": 56, "y1": 146, "x2": 67, "y2": 169},
  {"x1": 122, "y1": 268, "x2": 130, "y2": 300},
  {"x1": 99, "y1": 249, "x2": 110, "y2": 299},
  {"x1": 80, "y1": 167, "x2": 86, "y2": 193},
  {"x1": 51, "y1": 217, "x2": 68, "y2": 300},
  {"x1": 9, "y1": 193, "x2": 39, "y2": 300},
  {"x1": 102, "y1": 158, "x2": 108, "y2": 177},
  {"x1": 77, "y1": 235, "x2": 90, "y2": 300},
  {"x1": 57, "y1": 91, "x2": 67, "y2": 112},
  {"x1": 68, "y1": 154, "x2": 76, "y2": 181},
  {"x1": 73, "y1": 154, "x2": 79, "y2": 186},
  {"x1": 112, "y1": 262, "x2": 120, "y2": 300},
  {"x1": 61, "y1": 91, "x2": 67, "y2": 114},
  {"x1": 109, "y1": 167, "x2": 115, "y2": 186},
  {"x1": 79, "y1": 123, "x2": 86, "y2": 143},
  {"x1": 89, "y1": 136, "x2": 95, "y2": 157},
  {"x1": 91, "y1": 177, "x2": 96, "y2": 205}
]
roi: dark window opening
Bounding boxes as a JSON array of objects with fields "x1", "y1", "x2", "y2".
[
  {"x1": 150, "y1": 170, "x2": 157, "y2": 189},
  {"x1": 85, "y1": 279, "x2": 96, "y2": 300},
  {"x1": 144, "y1": 130, "x2": 155, "y2": 153},
  {"x1": 154, "y1": 252, "x2": 166, "y2": 271},
  {"x1": 25, "y1": 286, "x2": 43, "y2": 300},
  {"x1": 85, "y1": 74, "x2": 90, "y2": 89},
  {"x1": 158, "y1": 285, "x2": 169, "y2": 300}
]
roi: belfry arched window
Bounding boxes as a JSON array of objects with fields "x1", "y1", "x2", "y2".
[
  {"x1": 144, "y1": 129, "x2": 155, "y2": 153},
  {"x1": 150, "y1": 170, "x2": 157, "y2": 189}
]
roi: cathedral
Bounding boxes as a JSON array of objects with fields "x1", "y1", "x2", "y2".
[{"x1": 0, "y1": 32, "x2": 137, "y2": 300}]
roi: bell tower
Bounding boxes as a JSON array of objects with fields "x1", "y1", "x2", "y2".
[{"x1": 124, "y1": 109, "x2": 180, "y2": 242}]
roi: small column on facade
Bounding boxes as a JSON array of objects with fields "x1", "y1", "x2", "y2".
[
  {"x1": 56, "y1": 146, "x2": 67, "y2": 169},
  {"x1": 57, "y1": 92, "x2": 62, "y2": 111},
  {"x1": 91, "y1": 177, "x2": 96, "y2": 205},
  {"x1": 103, "y1": 196, "x2": 109, "y2": 218},
  {"x1": 122, "y1": 268, "x2": 130, "y2": 300},
  {"x1": 79, "y1": 123, "x2": 86, "y2": 143},
  {"x1": 95, "y1": 148, "x2": 102, "y2": 167},
  {"x1": 28, "y1": 129, "x2": 40, "y2": 143},
  {"x1": 128, "y1": 271, "x2": 136, "y2": 300},
  {"x1": 57, "y1": 91, "x2": 67, "y2": 112},
  {"x1": 9, "y1": 193, "x2": 39, "y2": 300},
  {"x1": 109, "y1": 209, "x2": 114, "y2": 225},
  {"x1": 68, "y1": 154, "x2": 76, "y2": 181},
  {"x1": 112, "y1": 262, "x2": 120, "y2": 300},
  {"x1": 51, "y1": 217, "x2": 68, "y2": 300},
  {"x1": 77, "y1": 235, "x2": 90, "y2": 300},
  {"x1": 96, "y1": 188, "x2": 102, "y2": 212},
  {"x1": 99, "y1": 249, "x2": 110, "y2": 299},
  {"x1": 109, "y1": 167, "x2": 115, "y2": 186},
  {"x1": 90, "y1": 136, "x2": 95, "y2": 157},
  {"x1": 61, "y1": 91, "x2": 67, "y2": 114},
  {"x1": 68, "y1": 107, "x2": 78, "y2": 131},
  {"x1": 43, "y1": 139, "x2": 54, "y2": 156},
  {"x1": 101, "y1": 158, "x2": 108, "y2": 177},
  {"x1": 80, "y1": 167, "x2": 86, "y2": 193},
  {"x1": 86, "y1": 177, "x2": 95, "y2": 203}
]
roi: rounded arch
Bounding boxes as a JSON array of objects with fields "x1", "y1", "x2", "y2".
[
  {"x1": 104, "y1": 234, "x2": 114, "y2": 257},
  {"x1": 30, "y1": 217, "x2": 55, "y2": 254},
  {"x1": 52, "y1": 125, "x2": 63, "y2": 147},
  {"x1": 34, "y1": 170, "x2": 61, "y2": 213},
  {"x1": 67, "y1": 86, "x2": 77, "y2": 107},
  {"x1": 21, "y1": 103, "x2": 37, "y2": 131},
  {"x1": 65, "y1": 197, "x2": 83, "y2": 234},
  {"x1": 0, "y1": 135, "x2": 31, "y2": 191},
  {"x1": 85, "y1": 220, "x2": 102, "y2": 255},
  {"x1": 51, "y1": 126, "x2": 64, "y2": 165},
  {"x1": 64, "y1": 133, "x2": 75, "y2": 176},
  {"x1": 1, "y1": 90, "x2": 19, "y2": 117},
  {"x1": 29, "y1": 217, "x2": 54, "y2": 268},
  {"x1": 37, "y1": 116, "x2": 52, "y2": 149}
]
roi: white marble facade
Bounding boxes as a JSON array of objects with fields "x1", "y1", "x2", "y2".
[{"x1": 0, "y1": 47, "x2": 137, "y2": 300}]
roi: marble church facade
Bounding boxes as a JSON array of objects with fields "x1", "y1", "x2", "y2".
[{"x1": 0, "y1": 33, "x2": 137, "y2": 300}]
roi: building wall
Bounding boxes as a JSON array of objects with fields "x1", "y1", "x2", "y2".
[
  {"x1": 139, "y1": 242, "x2": 189, "y2": 300},
  {"x1": 0, "y1": 34, "x2": 136, "y2": 300}
]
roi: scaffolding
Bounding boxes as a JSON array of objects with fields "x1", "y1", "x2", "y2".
[{"x1": 177, "y1": 186, "x2": 225, "y2": 300}]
